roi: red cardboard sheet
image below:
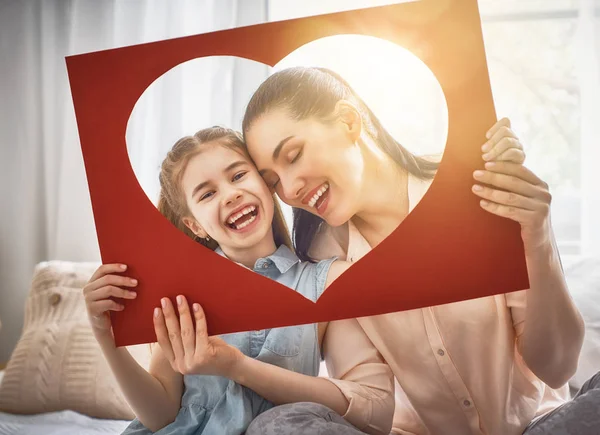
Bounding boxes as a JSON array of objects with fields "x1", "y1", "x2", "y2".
[{"x1": 66, "y1": 0, "x2": 529, "y2": 347}]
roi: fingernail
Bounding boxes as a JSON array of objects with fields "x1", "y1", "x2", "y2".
[
  {"x1": 482, "y1": 153, "x2": 490, "y2": 161},
  {"x1": 161, "y1": 298, "x2": 167, "y2": 309},
  {"x1": 193, "y1": 304, "x2": 199, "y2": 312},
  {"x1": 130, "y1": 278, "x2": 138, "y2": 285},
  {"x1": 486, "y1": 131, "x2": 491, "y2": 139},
  {"x1": 481, "y1": 142, "x2": 491, "y2": 152},
  {"x1": 481, "y1": 200, "x2": 490, "y2": 207},
  {"x1": 177, "y1": 295, "x2": 183, "y2": 306},
  {"x1": 120, "y1": 264, "x2": 127, "y2": 270},
  {"x1": 154, "y1": 308, "x2": 160, "y2": 318},
  {"x1": 473, "y1": 184, "x2": 483, "y2": 191},
  {"x1": 485, "y1": 162, "x2": 495, "y2": 169},
  {"x1": 130, "y1": 291, "x2": 137, "y2": 298},
  {"x1": 473, "y1": 170, "x2": 484, "y2": 178}
]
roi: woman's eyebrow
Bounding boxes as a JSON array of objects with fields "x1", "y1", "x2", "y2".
[
  {"x1": 258, "y1": 136, "x2": 295, "y2": 176},
  {"x1": 272, "y1": 136, "x2": 294, "y2": 161}
]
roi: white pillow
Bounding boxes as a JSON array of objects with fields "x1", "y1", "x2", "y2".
[{"x1": 0, "y1": 261, "x2": 151, "y2": 420}]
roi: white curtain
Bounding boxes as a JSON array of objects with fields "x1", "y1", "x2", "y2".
[
  {"x1": 0, "y1": 0, "x2": 267, "y2": 364},
  {"x1": 577, "y1": 0, "x2": 600, "y2": 256}
]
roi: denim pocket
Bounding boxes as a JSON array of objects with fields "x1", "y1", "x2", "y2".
[{"x1": 262, "y1": 326, "x2": 303, "y2": 357}]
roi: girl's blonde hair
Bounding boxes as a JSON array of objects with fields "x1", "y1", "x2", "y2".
[{"x1": 157, "y1": 126, "x2": 292, "y2": 251}]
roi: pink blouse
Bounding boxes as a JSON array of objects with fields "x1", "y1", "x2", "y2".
[{"x1": 316, "y1": 175, "x2": 569, "y2": 435}]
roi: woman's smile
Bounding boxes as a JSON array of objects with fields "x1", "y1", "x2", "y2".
[{"x1": 302, "y1": 182, "x2": 331, "y2": 215}]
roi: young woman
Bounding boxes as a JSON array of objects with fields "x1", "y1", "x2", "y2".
[
  {"x1": 83, "y1": 127, "x2": 394, "y2": 435},
  {"x1": 241, "y1": 67, "x2": 599, "y2": 435}
]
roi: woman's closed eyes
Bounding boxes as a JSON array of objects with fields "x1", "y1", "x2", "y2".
[
  {"x1": 265, "y1": 145, "x2": 303, "y2": 191},
  {"x1": 288, "y1": 146, "x2": 303, "y2": 164}
]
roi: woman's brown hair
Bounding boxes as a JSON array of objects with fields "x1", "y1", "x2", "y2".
[{"x1": 242, "y1": 67, "x2": 438, "y2": 262}]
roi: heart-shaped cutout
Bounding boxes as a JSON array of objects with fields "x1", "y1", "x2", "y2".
[
  {"x1": 125, "y1": 35, "x2": 449, "y2": 304},
  {"x1": 66, "y1": 0, "x2": 529, "y2": 347}
]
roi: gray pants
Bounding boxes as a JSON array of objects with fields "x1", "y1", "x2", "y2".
[
  {"x1": 246, "y1": 372, "x2": 600, "y2": 435},
  {"x1": 523, "y1": 371, "x2": 600, "y2": 435},
  {"x1": 245, "y1": 402, "x2": 367, "y2": 435}
]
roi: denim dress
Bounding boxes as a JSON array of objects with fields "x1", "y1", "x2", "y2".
[{"x1": 121, "y1": 245, "x2": 336, "y2": 435}]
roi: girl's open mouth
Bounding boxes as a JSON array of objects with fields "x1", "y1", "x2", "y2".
[{"x1": 225, "y1": 205, "x2": 260, "y2": 233}]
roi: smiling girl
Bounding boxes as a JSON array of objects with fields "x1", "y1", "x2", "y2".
[{"x1": 83, "y1": 126, "x2": 394, "y2": 435}]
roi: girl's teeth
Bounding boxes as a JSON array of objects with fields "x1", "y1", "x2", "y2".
[
  {"x1": 235, "y1": 214, "x2": 256, "y2": 229},
  {"x1": 227, "y1": 205, "x2": 256, "y2": 224}
]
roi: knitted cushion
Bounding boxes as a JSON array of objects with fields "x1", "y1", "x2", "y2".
[{"x1": 0, "y1": 261, "x2": 152, "y2": 420}]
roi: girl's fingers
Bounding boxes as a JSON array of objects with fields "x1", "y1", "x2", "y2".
[
  {"x1": 483, "y1": 137, "x2": 523, "y2": 162},
  {"x1": 473, "y1": 168, "x2": 540, "y2": 199},
  {"x1": 161, "y1": 298, "x2": 185, "y2": 365},
  {"x1": 153, "y1": 307, "x2": 176, "y2": 366},
  {"x1": 472, "y1": 185, "x2": 538, "y2": 211},
  {"x1": 87, "y1": 285, "x2": 137, "y2": 302},
  {"x1": 89, "y1": 299, "x2": 124, "y2": 317},
  {"x1": 175, "y1": 296, "x2": 196, "y2": 358},
  {"x1": 85, "y1": 273, "x2": 138, "y2": 294},
  {"x1": 193, "y1": 303, "x2": 210, "y2": 352},
  {"x1": 88, "y1": 263, "x2": 127, "y2": 283}
]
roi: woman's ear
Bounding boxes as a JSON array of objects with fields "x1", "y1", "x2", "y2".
[
  {"x1": 182, "y1": 216, "x2": 207, "y2": 239},
  {"x1": 334, "y1": 100, "x2": 362, "y2": 143}
]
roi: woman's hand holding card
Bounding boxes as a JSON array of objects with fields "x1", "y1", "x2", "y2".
[{"x1": 472, "y1": 117, "x2": 554, "y2": 254}]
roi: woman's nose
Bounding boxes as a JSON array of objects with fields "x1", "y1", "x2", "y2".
[{"x1": 280, "y1": 175, "x2": 304, "y2": 202}]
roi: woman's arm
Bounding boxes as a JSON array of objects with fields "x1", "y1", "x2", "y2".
[
  {"x1": 155, "y1": 289, "x2": 394, "y2": 435},
  {"x1": 472, "y1": 118, "x2": 585, "y2": 388},
  {"x1": 319, "y1": 260, "x2": 395, "y2": 435},
  {"x1": 516, "y1": 230, "x2": 584, "y2": 388},
  {"x1": 84, "y1": 264, "x2": 183, "y2": 432}
]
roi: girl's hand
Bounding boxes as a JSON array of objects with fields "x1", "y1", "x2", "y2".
[
  {"x1": 154, "y1": 296, "x2": 243, "y2": 378},
  {"x1": 473, "y1": 118, "x2": 553, "y2": 253},
  {"x1": 83, "y1": 264, "x2": 138, "y2": 337}
]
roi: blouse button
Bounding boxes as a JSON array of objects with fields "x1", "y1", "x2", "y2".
[
  {"x1": 262, "y1": 262, "x2": 269, "y2": 269},
  {"x1": 437, "y1": 349, "x2": 445, "y2": 356}
]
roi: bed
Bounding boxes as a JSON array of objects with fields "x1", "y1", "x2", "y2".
[{"x1": 0, "y1": 368, "x2": 129, "y2": 435}]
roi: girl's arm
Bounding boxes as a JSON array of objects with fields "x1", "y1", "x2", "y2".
[
  {"x1": 155, "y1": 280, "x2": 394, "y2": 435},
  {"x1": 95, "y1": 334, "x2": 183, "y2": 431},
  {"x1": 85, "y1": 264, "x2": 183, "y2": 432}
]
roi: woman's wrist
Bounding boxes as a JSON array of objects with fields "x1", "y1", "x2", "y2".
[{"x1": 523, "y1": 217, "x2": 555, "y2": 257}]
